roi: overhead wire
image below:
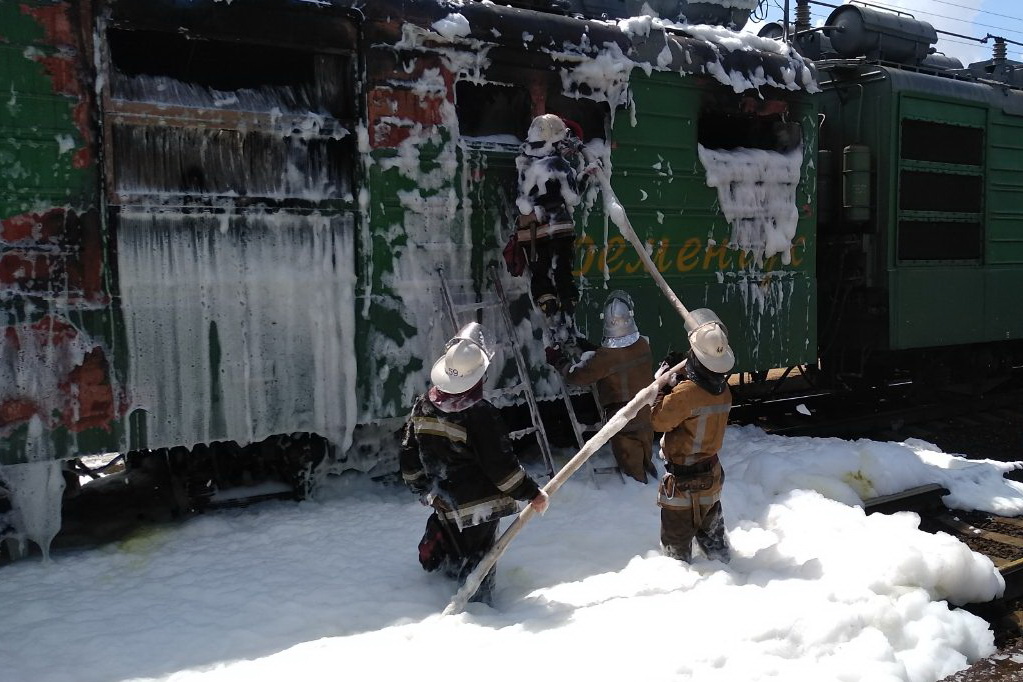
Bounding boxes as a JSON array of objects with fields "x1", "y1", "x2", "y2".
[
  {"x1": 925, "y1": 0, "x2": 1023, "y2": 25},
  {"x1": 892, "y1": 7, "x2": 1023, "y2": 40}
]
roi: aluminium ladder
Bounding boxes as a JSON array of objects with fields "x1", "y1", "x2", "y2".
[
  {"x1": 437, "y1": 264, "x2": 623, "y2": 485},
  {"x1": 436, "y1": 265, "x2": 556, "y2": 478},
  {"x1": 510, "y1": 263, "x2": 623, "y2": 486}
]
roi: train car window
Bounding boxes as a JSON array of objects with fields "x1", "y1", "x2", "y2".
[
  {"x1": 109, "y1": 29, "x2": 312, "y2": 92},
  {"x1": 898, "y1": 171, "x2": 983, "y2": 214},
  {"x1": 456, "y1": 82, "x2": 531, "y2": 140},
  {"x1": 698, "y1": 112, "x2": 801, "y2": 152},
  {"x1": 104, "y1": 28, "x2": 356, "y2": 201},
  {"x1": 897, "y1": 119, "x2": 984, "y2": 262},
  {"x1": 545, "y1": 91, "x2": 609, "y2": 142},
  {"x1": 107, "y1": 29, "x2": 352, "y2": 119},
  {"x1": 898, "y1": 221, "x2": 982, "y2": 261},
  {"x1": 901, "y1": 120, "x2": 983, "y2": 166}
]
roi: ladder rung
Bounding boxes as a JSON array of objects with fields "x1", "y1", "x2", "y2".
[
  {"x1": 508, "y1": 426, "x2": 538, "y2": 440},
  {"x1": 485, "y1": 382, "x2": 526, "y2": 398},
  {"x1": 452, "y1": 301, "x2": 503, "y2": 313}
]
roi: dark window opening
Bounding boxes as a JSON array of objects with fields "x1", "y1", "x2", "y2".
[
  {"x1": 107, "y1": 28, "x2": 352, "y2": 118},
  {"x1": 898, "y1": 221, "x2": 982, "y2": 260},
  {"x1": 901, "y1": 120, "x2": 983, "y2": 166},
  {"x1": 110, "y1": 124, "x2": 354, "y2": 199},
  {"x1": 698, "y1": 112, "x2": 801, "y2": 152},
  {"x1": 545, "y1": 92, "x2": 609, "y2": 142},
  {"x1": 455, "y1": 82, "x2": 531, "y2": 139},
  {"x1": 899, "y1": 171, "x2": 982, "y2": 213}
]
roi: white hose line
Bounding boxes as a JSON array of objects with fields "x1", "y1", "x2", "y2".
[{"x1": 443, "y1": 359, "x2": 684, "y2": 616}]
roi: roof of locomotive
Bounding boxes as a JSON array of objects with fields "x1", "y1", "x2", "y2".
[{"x1": 816, "y1": 58, "x2": 1023, "y2": 116}]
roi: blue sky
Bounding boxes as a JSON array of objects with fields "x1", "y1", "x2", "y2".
[{"x1": 744, "y1": 0, "x2": 1023, "y2": 66}]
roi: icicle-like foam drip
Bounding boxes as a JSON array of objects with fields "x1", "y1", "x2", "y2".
[
  {"x1": 0, "y1": 417, "x2": 65, "y2": 561},
  {"x1": 697, "y1": 144, "x2": 803, "y2": 266}
]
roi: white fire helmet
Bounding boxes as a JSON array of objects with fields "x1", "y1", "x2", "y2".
[
  {"x1": 526, "y1": 114, "x2": 568, "y2": 145},
  {"x1": 430, "y1": 322, "x2": 494, "y2": 393},
  {"x1": 602, "y1": 290, "x2": 640, "y2": 348},
  {"x1": 685, "y1": 308, "x2": 735, "y2": 374}
]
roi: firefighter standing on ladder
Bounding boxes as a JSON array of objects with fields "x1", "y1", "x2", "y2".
[
  {"x1": 504, "y1": 113, "x2": 591, "y2": 342},
  {"x1": 651, "y1": 309, "x2": 735, "y2": 563}
]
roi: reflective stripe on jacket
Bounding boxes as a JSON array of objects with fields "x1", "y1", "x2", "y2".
[
  {"x1": 399, "y1": 394, "x2": 541, "y2": 529},
  {"x1": 651, "y1": 380, "x2": 731, "y2": 468}
]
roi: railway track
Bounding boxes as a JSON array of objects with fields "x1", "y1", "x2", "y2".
[
  {"x1": 738, "y1": 370, "x2": 1023, "y2": 679},
  {"x1": 865, "y1": 485, "x2": 1023, "y2": 619},
  {"x1": 729, "y1": 368, "x2": 1023, "y2": 449},
  {"x1": 868, "y1": 486, "x2": 1023, "y2": 682}
]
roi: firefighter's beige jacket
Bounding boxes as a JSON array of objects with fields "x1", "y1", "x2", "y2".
[
  {"x1": 563, "y1": 337, "x2": 653, "y2": 428},
  {"x1": 651, "y1": 380, "x2": 731, "y2": 467}
]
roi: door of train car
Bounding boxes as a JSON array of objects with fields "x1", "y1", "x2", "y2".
[{"x1": 99, "y1": 0, "x2": 362, "y2": 458}]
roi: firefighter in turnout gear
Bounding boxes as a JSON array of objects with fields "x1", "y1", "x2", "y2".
[
  {"x1": 506, "y1": 114, "x2": 589, "y2": 332},
  {"x1": 548, "y1": 290, "x2": 655, "y2": 483},
  {"x1": 651, "y1": 309, "x2": 735, "y2": 563},
  {"x1": 400, "y1": 322, "x2": 549, "y2": 605}
]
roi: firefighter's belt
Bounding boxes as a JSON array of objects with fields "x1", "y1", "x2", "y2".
[
  {"x1": 663, "y1": 472, "x2": 714, "y2": 496},
  {"x1": 665, "y1": 454, "x2": 718, "y2": 477}
]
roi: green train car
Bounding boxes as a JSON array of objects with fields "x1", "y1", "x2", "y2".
[
  {"x1": 811, "y1": 5, "x2": 1023, "y2": 388},
  {"x1": 1, "y1": 0, "x2": 817, "y2": 556}
]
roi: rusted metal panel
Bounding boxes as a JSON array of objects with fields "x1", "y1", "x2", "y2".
[
  {"x1": 0, "y1": 209, "x2": 105, "y2": 303},
  {"x1": 1, "y1": 1, "x2": 124, "y2": 464},
  {"x1": 0, "y1": 315, "x2": 120, "y2": 435}
]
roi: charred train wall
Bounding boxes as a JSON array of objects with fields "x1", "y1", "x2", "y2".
[{"x1": 1, "y1": 0, "x2": 820, "y2": 477}]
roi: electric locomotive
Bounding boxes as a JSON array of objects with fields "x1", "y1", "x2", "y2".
[{"x1": 804, "y1": 5, "x2": 1023, "y2": 390}]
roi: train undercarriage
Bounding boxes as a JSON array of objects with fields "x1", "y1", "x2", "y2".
[{"x1": 0, "y1": 433, "x2": 332, "y2": 564}]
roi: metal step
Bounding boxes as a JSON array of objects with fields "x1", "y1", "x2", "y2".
[
  {"x1": 485, "y1": 382, "x2": 527, "y2": 399},
  {"x1": 452, "y1": 300, "x2": 503, "y2": 314},
  {"x1": 508, "y1": 426, "x2": 538, "y2": 441}
]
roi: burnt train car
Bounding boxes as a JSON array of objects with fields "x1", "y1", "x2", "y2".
[
  {"x1": 0, "y1": 0, "x2": 821, "y2": 559},
  {"x1": 806, "y1": 5, "x2": 1023, "y2": 389}
]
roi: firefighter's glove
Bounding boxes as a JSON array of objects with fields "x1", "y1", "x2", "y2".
[
  {"x1": 545, "y1": 345, "x2": 566, "y2": 370},
  {"x1": 530, "y1": 490, "x2": 550, "y2": 515},
  {"x1": 656, "y1": 352, "x2": 685, "y2": 396},
  {"x1": 503, "y1": 232, "x2": 526, "y2": 277},
  {"x1": 657, "y1": 372, "x2": 681, "y2": 396}
]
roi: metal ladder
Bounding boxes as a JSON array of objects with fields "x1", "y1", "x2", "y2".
[
  {"x1": 436, "y1": 265, "x2": 556, "y2": 478},
  {"x1": 513, "y1": 269, "x2": 625, "y2": 487},
  {"x1": 583, "y1": 399, "x2": 625, "y2": 486}
]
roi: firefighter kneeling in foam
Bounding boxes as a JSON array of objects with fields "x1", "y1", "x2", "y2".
[{"x1": 651, "y1": 309, "x2": 735, "y2": 563}]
